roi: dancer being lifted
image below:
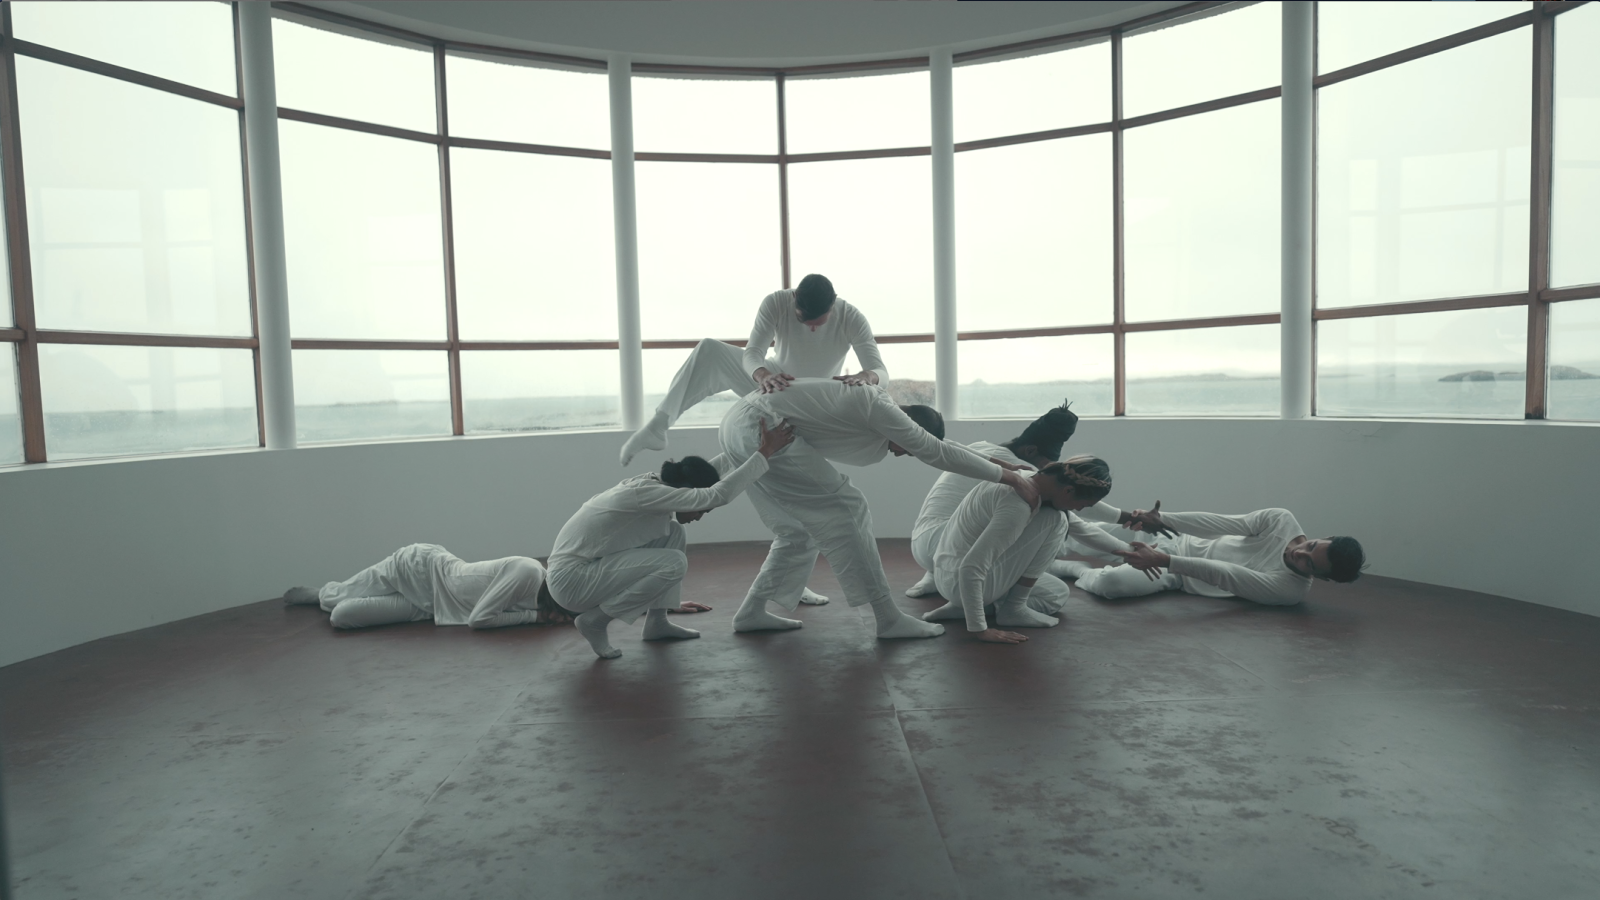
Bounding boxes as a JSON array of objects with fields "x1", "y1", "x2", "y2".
[
  {"x1": 1053, "y1": 504, "x2": 1366, "y2": 605},
  {"x1": 922, "y1": 456, "x2": 1126, "y2": 645},
  {"x1": 550, "y1": 416, "x2": 795, "y2": 659},
  {"x1": 282, "y1": 545, "x2": 573, "y2": 630},
  {"x1": 718, "y1": 376, "x2": 1038, "y2": 639}
]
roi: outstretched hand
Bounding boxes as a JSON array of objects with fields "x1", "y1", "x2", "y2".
[
  {"x1": 756, "y1": 370, "x2": 795, "y2": 394},
  {"x1": 757, "y1": 417, "x2": 796, "y2": 458},
  {"x1": 1113, "y1": 541, "x2": 1170, "y2": 581},
  {"x1": 975, "y1": 628, "x2": 1029, "y2": 644},
  {"x1": 1121, "y1": 500, "x2": 1176, "y2": 539},
  {"x1": 668, "y1": 601, "x2": 713, "y2": 615},
  {"x1": 1001, "y1": 469, "x2": 1040, "y2": 512},
  {"x1": 832, "y1": 370, "x2": 879, "y2": 387},
  {"x1": 989, "y1": 457, "x2": 1035, "y2": 473}
]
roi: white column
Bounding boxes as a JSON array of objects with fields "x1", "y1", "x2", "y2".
[
  {"x1": 238, "y1": 1, "x2": 296, "y2": 448},
  {"x1": 930, "y1": 49, "x2": 958, "y2": 420},
  {"x1": 1281, "y1": 1, "x2": 1314, "y2": 420},
  {"x1": 609, "y1": 55, "x2": 644, "y2": 431}
]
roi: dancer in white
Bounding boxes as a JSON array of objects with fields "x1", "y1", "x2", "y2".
[
  {"x1": 921, "y1": 456, "x2": 1132, "y2": 645},
  {"x1": 281, "y1": 544, "x2": 568, "y2": 630},
  {"x1": 551, "y1": 417, "x2": 796, "y2": 659},
  {"x1": 620, "y1": 273, "x2": 885, "y2": 466},
  {"x1": 719, "y1": 377, "x2": 1039, "y2": 639},
  {"x1": 1052, "y1": 503, "x2": 1366, "y2": 605}
]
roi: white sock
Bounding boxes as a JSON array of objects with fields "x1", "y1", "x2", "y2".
[
  {"x1": 619, "y1": 410, "x2": 670, "y2": 466},
  {"x1": 732, "y1": 596, "x2": 802, "y2": 632},
  {"x1": 871, "y1": 598, "x2": 944, "y2": 639},
  {"x1": 575, "y1": 610, "x2": 622, "y2": 659},
  {"x1": 1049, "y1": 559, "x2": 1091, "y2": 581},
  {"x1": 904, "y1": 571, "x2": 938, "y2": 598},
  {"x1": 283, "y1": 586, "x2": 320, "y2": 606},
  {"x1": 798, "y1": 587, "x2": 830, "y2": 606},
  {"x1": 920, "y1": 601, "x2": 964, "y2": 622},
  {"x1": 642, "y1": 608, "x2": 700, "y2": 641},
  {"x1": 995, "y1": 598, "x2": 1059, "y2": 628}
]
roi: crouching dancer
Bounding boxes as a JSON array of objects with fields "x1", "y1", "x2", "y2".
[
  {"x1": 282, "y1": 544, "x2": 569, "y2": 630},
  {"x1": 924, "y1": 456, "x2": 1123, "y2": 644},
  {"x1": 1053, "y1": 503, "x2": 1366, "y2": 605},
  {"x1": 550, "y1": 417, "x2": 795, "y2": 659}
]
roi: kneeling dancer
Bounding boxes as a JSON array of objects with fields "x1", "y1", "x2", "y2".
[
  {"x1": 924, "y1": 456, "x2": 1126, "y2": 644},
  {"x1": 1053, "y1": 504, "x2": 1366, "y2": 605},
  {"x1": 720, "y1": 377, "x2": 1039, "y2": 638},
  {"x1": 550, "y1": 417, "x2": 795, "y2": 659},
  {"x1": 282, "y1": 544, "x2": 568, "y2": 630}
]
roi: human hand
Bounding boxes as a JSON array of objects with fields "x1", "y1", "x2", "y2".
[
  {"x1": 757, "y1": 417, "x2": 796, "y2": 458},
  {"x1": 755, "y1": 369, "x2": 794, "y2": 394},
  {"x1": 1121, "y1": 500, "x2": 1175, "y2": 539},
  {"x1": 1113, "y1": 541, "x2": 1170, "y2": 580},
  {"x1": 668, "y1": 601, "x2": 713, "y2": 614},
  {"x1": 1001, "y1": 469, "x2": 1040, "y2": 512},
  {"x1": 975, "y1": 628, "x2": 1029, "y2": 644},
  {"x1": 832, "y1": 370, "x2": 879, "y2": 387}
]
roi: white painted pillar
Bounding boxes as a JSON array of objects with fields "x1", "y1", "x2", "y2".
[
  {"x1": 1281, "y1": 1, "x2": 1314, "y2": 420},
  {"x1": 238, "y1": 1, "x2": 297, "y2": 448},
  {"x1": 930, "y1": 49, "x2": 958, "y2": 420},
  {"x1": 608, "y1": 55, "x2": 644, "y2": 431}
]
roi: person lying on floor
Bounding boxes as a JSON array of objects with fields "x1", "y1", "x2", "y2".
[{"x1": 1052, "y1": 503, "x2": 1366, "y2": 605}]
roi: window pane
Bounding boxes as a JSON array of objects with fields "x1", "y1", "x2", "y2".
[
  {"x1": 280, "y1": 121, "x2": 445, "y2": 340},
  {"x1": 18, "y1": 59, "x2": 252, "y2": 336},
  {"x1": 11, "y1": 1, "x2": 236, "y2": 96},
  {"x1": 785, "y1": 71, "x2": 929, "y2": 154},
  {"x1": 462, "y1": 351, "x2": 620, "y2": 433},
  {"x1": 1552, "y1": 3, "x2": 1600, "y2": 289},
  {"x1": 954, "y1": 43, "x2": 1111, "y2": 143},
  {"x1": 272, "y1": 17, "x2": 435, "y2": 133},
  {"x1": 292, "y1": 350, "x2": 450, "y2": 443},
  {"x1": 0, "y1": 346, "x2": 20, "y2": 465},
  {"x1": 1317, "y1": 307, "x2": 1527, "y2": 419},
  {"x1": 1126, "y1": 325, "x2": 1279, "y2": 416},
  {"x1": 956, "y1": 134, "x2": 1112, "y2": 330},
  {"x1": 1318, "y1": 1, "x2": 1526, "y2": 75},
  {"x1": 39, "y1": 344, "x2": 257, "y2": 459},
  {"x1": 1547, "y1": 299, "x2": 1600, "y2": 422},
  {"x1": 788, "y1": 157, "x2": 933, "y2": 335},
  {"x1": 632, "y1": 77, "x2": 775, "y2": 155},
  {"x1": 643, "y1": 346, "x2": 742, "y2": 429},
  {"x1": 1319, "y1": 29, "x2": 1531, "y2": 309},
  {"x1": 636, "y1": 162, "x2": 780, "y2": 340},
  {"x1": 1122, "y1": 3, "x2": 1280, "y2": 118},
  {"x1": 1, "y1": 143, "x2": 10, "y2": 328},
  {"x1": 452, "y1": 149, "x2": 615, "y2": 341},
  {"x1": 957, "y1": 334, "x2": 1114, "y2": 420},
  {"x1": 877, "y1": 342, "x2": 938, "y2": 408},
  {"x1": 1124, "y1": 100, "x2": 1279, "y2": 321},
  {"x1": 445, "y1": 55, "x2": 610, "y2": 150}
]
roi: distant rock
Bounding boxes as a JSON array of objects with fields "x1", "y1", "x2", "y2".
[
  {"x1": 1438, "y1": 365, "x2": 1596, "y2": 382},
  {"x1": 885, "y1": 379, "x2": 934, "y2": 405},
  {"x1": 1551, "y1": 365, "x2": 1598, "y2": 380},
  {"x1": 1438, "y1": 370, "x2": 1497, "y2": 382}
]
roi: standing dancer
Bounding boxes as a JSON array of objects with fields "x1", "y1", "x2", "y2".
[
  {"x1": 718, "y1": 377, "x2": 1038, "y2": 639},
  {"x1": 550, "y1": 417, "x2": 795, "y2": 659}
]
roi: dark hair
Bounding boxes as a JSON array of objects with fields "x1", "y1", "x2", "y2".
[
  {"x1": 1039, "y1": 454, "x2": 1112, "y2": 503},
  {"x1": 660, "y1": 455, "x2": 720, "y2": 488},
  {"x1": 1006, "y1": 399, "x2": 1079, "y2": 462},
  {"x1": 1327, "y1": 536, "x2": 1366, "y2": 583},
  {"x1": 536, "y1": 581, "x2": 578, "y2": 621},
  {"x1": 794, "y1": 273, "x2": 837, "y2": 321},
  {"x1": 900, "y1": 404, "x2": 945, "y2": 441}
]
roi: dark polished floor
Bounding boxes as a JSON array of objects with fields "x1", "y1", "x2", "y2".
[{"x1": 4, "y1": 539, "x2": 1599, "y2": 900}]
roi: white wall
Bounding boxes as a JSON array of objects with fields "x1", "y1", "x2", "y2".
[{"x1": 1, "y1": 416, "x2": 1591, "y2": 668}]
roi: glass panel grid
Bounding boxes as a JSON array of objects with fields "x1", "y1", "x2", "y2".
[
  {"x1": 462, "y1": 350, "x2": 621, "y2": 433},
  {"x1": 1551, "y1": 2, "x2": 1600, "y2": 289},
  {"x1": 1125, "y1": 325, "x2": 1280, "y2": 416},
  {"x1": 953, "y1": 42, "x2": 1111, "y2": 144},
  {"x1": 11, "y1": 1, "x2": 237, "y2": 96},
  {"x1": 1547, "y1": 299, "x2": 1600, "y2": 422},
  {"x1": 631, "y1": 76, "x2": 776, "y2": 155},
  {"x1": 1317, "y1": 307, "x2": 1528, "y2": 419},
  {"x1": 272, "y1": 17, "x2": 436, "y2": 133},
  {"x1": 292, "y1": 350, "x2": 451, "y2": 443},
  {"x1": 445, "y1": 55, "x2": 610, "y2": 150},
  {"x1": 958, "y1": 334, "x2": 1114, "y2": 420},
  {"x1": 785, "y1": 71, "x2": 931, "y2": 155},
  {"x1": 1318, "y1": 1, "x2": 1529, "y2": 75},
  {"x1": 1122, "y1": 2, "x2": 1280, "y2": 118}
]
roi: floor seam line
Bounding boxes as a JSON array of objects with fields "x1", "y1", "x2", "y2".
[{"x1": 892, "y1": 707, "x2": 968, "y2": 900}]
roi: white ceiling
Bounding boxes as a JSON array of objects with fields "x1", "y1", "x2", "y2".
[{"x1": 322, "y1": 1, "x2": 1193, "y2": 67}]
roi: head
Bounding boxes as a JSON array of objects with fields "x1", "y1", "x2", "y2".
[
  {"x1": 794, "y1": 273, "x2": 837, "y2": 328},
  {"x1": 535, "y1": 581, "x2": 577, "y2": 625},
  {"x1": 1283, "y1": 535, "x2": 1366, "y2": 582},
  {"x1": 1005, "y1": 399, "x2": 1079, "y2": 467},
  {"x1": 889, "y1": 404, "x2": 946, "y2": 456},
  {"x1": 660, "y1": 456, "x2": 720, "y2": 489},
  {"x1": 1034, "y1": 454, "x2": 1112, "y2": 511}
]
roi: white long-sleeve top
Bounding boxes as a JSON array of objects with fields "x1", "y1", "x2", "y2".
[
  {"x1": 741, "y1": 290, "x2": 888, "y2": 384},
  {"x1": 1096, "y1": 506, "x2": 1312, "y2": 605},
  {"x1": 743, "y1": 379, "x2": 1001, "y2": 481},
  {"x1": 549, "y1": 453, "x2": 769, "y2": 570},
  {"x1": 320, "y1": 544, "x2": 548, "y2": 629},
  {"x1": 934, "y1": 482, "x2": 1067, "y2": 632}
]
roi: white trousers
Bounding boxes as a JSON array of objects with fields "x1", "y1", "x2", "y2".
[
  {"x1": 1076, "y1": 565, "x2": 1184, "y2": 600},
  {"x1": 932, "y1": 512, "x2": 1072, "y2": 615},
  {"x1": 720, "y1": 399, "x2": 888, "y2": 611},
  {"x1": 318, "y1": 552, "x2": 434, "y2": 629},
  {"x1": 655, "y1": 338, "x2": 757, "y2": 427},
  {"x1": 546, "y1": 521, "x2": 689, "y2": 624},
  {"x1": 910, "y1": 526, "x2": 943, "y2": 574}
]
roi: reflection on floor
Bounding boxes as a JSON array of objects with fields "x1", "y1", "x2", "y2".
[{"x1": 4, "y1": 539, "x2": 1599, "y2": 900}]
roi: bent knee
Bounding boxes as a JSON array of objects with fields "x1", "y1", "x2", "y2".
[
  {"x1": 327, "y1": 606, "x2": 363, "y2": 629},
  {"x1": 663, "y1": 550, "x2": 689, "y2": 579}
]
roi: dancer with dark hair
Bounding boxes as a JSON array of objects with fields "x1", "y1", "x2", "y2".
[
  {"x1": 717, "y1": 377, "x2": 1039, "y2": 639},
  {"x1": 551, "y1": 417, "x2": 795, "y2": 659},
  {"x1": 1053, "y1": 503, "x2": 1366, "y2": 606}
]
